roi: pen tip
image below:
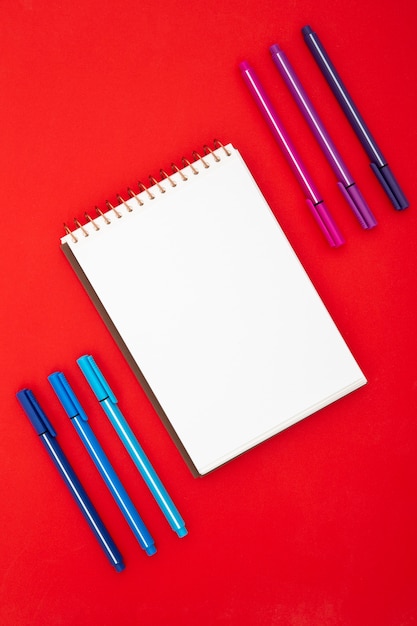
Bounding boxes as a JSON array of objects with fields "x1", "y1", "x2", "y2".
[
  {"x1": 114, "y1": 562, "x2": 126, "y2": 573},
  {"x1": 269, "y1": 44, "x2": 281, "y2": 55},
  {"x1": 301, "y1": 25, "x2": 313, "y2": 37},
  {"x1": 145, "y1": 544, "x2": 157, "y2": 556}
]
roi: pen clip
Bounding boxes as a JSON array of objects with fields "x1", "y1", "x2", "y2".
[
  {"x1": 337, "y1": 182, "x2": 377, "y2": 229},
  {"x1": 48, "y1": 372, "x2": 89, "y2": 421},
  {"x1": 16, "y1": 389, "x2": 57, "y2": 437},
  {"x1": 77, "y1": 355, "x2": 117, "y2": 404},
  {"x1": 305, "y1": 198, "x2": 344, "y2": 247},
  {"x1": 370, "y1": 163, "x2": 409, "y2": 211}
]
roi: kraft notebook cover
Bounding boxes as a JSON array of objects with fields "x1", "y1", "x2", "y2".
[{"x1": 61, "y1": 142, "x2": 366, "y2": 476}]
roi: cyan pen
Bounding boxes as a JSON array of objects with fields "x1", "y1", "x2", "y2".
[{"x1": 77, "y1": 355, "x2": 187, "y2": 538}]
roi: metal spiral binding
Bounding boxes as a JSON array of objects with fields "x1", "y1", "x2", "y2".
[{"x1": 63, "y1": 140, "x2": 231, "y2": 243}]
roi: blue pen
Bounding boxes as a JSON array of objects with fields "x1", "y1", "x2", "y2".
[
  {"x1": 77, "y1": 355, "x2": 188, "y2": 538},
  {"x1": 16, "y1": 389, "x2": 125, "y2": 572},
  {"x1": 48, "y1": 372, "x2": 156, "y2": 556}
]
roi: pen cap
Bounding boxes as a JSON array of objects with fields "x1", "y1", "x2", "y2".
[
  {"x1": 77, "y1": 355, "x2": 117, "y2": 403},
  {"x1": 16, "y1": 389, "x2": 57, "y2": 437},
  {"x1": 48, "y1": 372, "x2": 88, "y2": 421}
]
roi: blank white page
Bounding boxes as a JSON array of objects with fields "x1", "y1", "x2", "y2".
[{"x1": 62, "y1": 143, "x2": 366, "y2": 475}]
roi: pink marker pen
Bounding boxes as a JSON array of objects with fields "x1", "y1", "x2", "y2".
[{"x1": 239, "y1": 60, "x2": 344, "y2": 247}]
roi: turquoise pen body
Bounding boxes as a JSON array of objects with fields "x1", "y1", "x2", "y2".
[
  {"x1": 48, "y1": 371, "x2": 156, "y2": 556},
  {"x1": 77, "y1": 355, "x2": 187, "y2": 538},
  {"x1": 102, "y1": 396, "x2": 187, "y2": 537}
]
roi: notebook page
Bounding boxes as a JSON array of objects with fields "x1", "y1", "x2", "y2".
[{"x1": 62, "y1": 144, "x2": 366, "y2": 475}]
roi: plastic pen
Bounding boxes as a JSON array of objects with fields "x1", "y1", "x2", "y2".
[
  {"x1": 16, "y1": 389, "x2": 125, "y2": 572},
  {"x1": 270, "y1": 44, "x2": 377, "y2": 229},
  {"x1": 239, "y1": 60, "x2": 344, "y2": 247},
  {"x1": 77, "y1": 355, "x2": 187, "y2": 538},
  {"x1": 302, "y1": 25, "x2": 408, "y2": 210},
  {"x1": 48, "y1": 372, "x2": 156, "y2": 556}
]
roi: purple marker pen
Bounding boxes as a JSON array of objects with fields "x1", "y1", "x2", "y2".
[
  {"x1": 239, "y1": 60, "x2": 344, "y2": 247},
  {"x1": 270, "y1": 44, "x2": 377, "y2": 229}
]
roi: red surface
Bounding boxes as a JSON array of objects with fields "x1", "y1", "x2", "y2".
[{"x1": 1, "y1": 1, "x2": 416, "y2": 624}]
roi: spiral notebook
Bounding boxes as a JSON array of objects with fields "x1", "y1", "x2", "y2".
[{"x1": 61, "y1": 141, "x2": 366, "y2": 476}]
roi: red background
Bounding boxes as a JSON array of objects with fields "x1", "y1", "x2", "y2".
[{"x1": 1, "y1": 1, "x2": 416, "y2": 624}]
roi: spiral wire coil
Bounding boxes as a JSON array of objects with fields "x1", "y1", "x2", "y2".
[{"x1": 63, "y1": 140, "x2": 231, "y2": 243}]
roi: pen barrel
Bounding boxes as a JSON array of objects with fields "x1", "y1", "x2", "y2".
[
  {"x1": 302, "y1": 26, "x2": 386, "y2": 167},
  {"x1": 270, "y1": 45, "x2": 353, "y2": 186},
  {"x1": 102, "y1": 400, "x2": 187, "y2": 537},
  {"x1": 72, "y1": 418, "x2": 156, "y2": 554},
  {"x1": 40, "y1": 433, "x2": 125, "y2": 571},
  {"x1": 239, "y1": 61, "x2": 322, "y2": 204}
]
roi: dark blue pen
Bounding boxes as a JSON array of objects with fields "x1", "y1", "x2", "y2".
[
  {"x1": 302, "y1": 25, "x2": 409, "y2": 210},
  {"x1": 16, "y1": 389, "x2": 125, "y2": 572}
]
